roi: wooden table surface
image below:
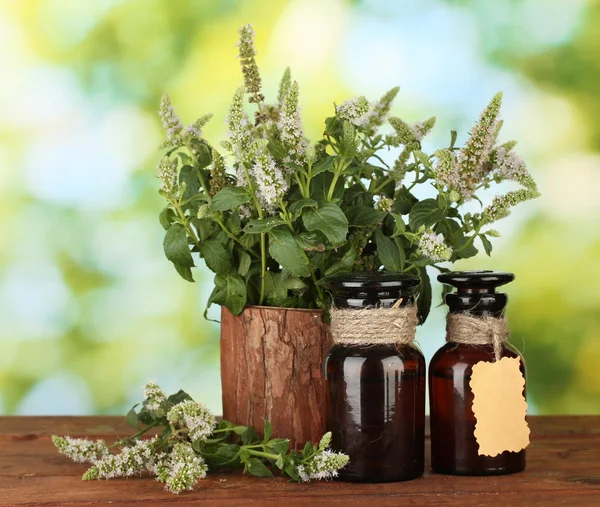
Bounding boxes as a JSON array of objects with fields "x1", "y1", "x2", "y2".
[{"x1": 1, "y1": 416, "x2": 599, "y2": 507}]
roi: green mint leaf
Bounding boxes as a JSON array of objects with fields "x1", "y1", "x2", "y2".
[
  {"x1": 393, "y1": 186, "x2": 418, "y2": 215},
  {"x1": 391, "y1": 213, "x2": 406, "y2": 237},
  {"x1": 375, "y1": 228, "x2": 402, "y2": 272},
  {"x1": 346, "y1": 207, "x2": 387, "y2": 227},
  {"x1": 163, "y1": 223, "x2": 195, "y2": 268},
  {"x1": 212, "y1": 187, "x2": 252, "y2": 211},
  {"x1": 311, "y1": 156, "x2": 335, "y2": 175},
  {"x1": 302, "y1": 203, "x2": 348, "y2": 246},
  {"x1": 167, "y1": 390, "x2": 193, "y2": 405},
  {"x1": 268, "y1": 229, "x2": 311, "y2": 277},
  {"x1": 238, "y1": 448, "x2": 251, "y2": 463},
  {"x1": 159, "y1": 207, "x2": 175, "y2": 230},
  {"x1": 237, "y1": 251, "x2": 252, "y2": 277},
  {"x1": 285, "y1": 461, "x2": 300, "y2": 481},
  {"x1": 126, "y1": 405, "x2": 139, "y2": 429},
  {"x1": 265, "y1": 438, "x2": 289, "y2": 455},
  {"x1": 241, "y1": 426, "x2": 261, "y2": 446},
  {"x1": 480, "y1": 235, "x2": 493, "y2": 256},
  {"x1": 409, "y1": 199, "x2": 444, "y2": 231},
  {"x1": 262, "y1": 419, "x2": 272, "y2": 443},
  {"x1": 288, "y1": 198, "x2": 318, "y2": 219},
  {"x1": 302, "y1": 441, "x2": 314, "y2": 458},
  {"x1": 208, "y1": 272, "x2": 247, "y2": 316},
  {"x1": 179, "y1": 165, "x2": 200, "y2": 200},
  {"x1": 243, "y1": 217, "x2": 287, "y2": 234},
  {"x1": 416, "y1": 266, "x2": 432, "y2": 324},
  {"x1": 245, "y1": 458, "x2": 273, "y2": 477},
  {"x1": 198, "y1": 240, "x2": 230, "y2": 275},
  {"x1": 173, "y1": 263, "x2": 194, "y2": 282}
]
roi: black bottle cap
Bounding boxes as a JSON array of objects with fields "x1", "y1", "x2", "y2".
[
  {"x1": 438, "y1": 270, "x2": 515, "y2": 316},
  {"x1": 326, "y1": 273, "x2": 419, "y2": 308}
]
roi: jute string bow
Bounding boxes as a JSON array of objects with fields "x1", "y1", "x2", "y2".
[
  {"x1": 446, "y1": 313, "x2": 510, "y2": 361},
  {"x1": 330, "y1": 303, "x2": 419, "y2": 345}
]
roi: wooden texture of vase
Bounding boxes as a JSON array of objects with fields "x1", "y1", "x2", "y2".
[{"x1": 220, "y1": 305, "x2": 333, "y2": 449}]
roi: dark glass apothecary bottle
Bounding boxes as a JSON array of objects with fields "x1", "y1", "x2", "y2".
[
  {"x1": 429, "y1": 270, "x2": 526, "y2": 476},
  {"x1": 325, "y1": 273, "x2": 425, "y2": 482}
]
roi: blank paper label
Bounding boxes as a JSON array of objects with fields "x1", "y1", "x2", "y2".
[{"x1": 470, "y1": 356, "x2": 530, "y2": 457}]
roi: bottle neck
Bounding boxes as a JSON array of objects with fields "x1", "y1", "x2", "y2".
[
  {"x1": 334, "y1": 289, "x2": 415, "y2": 309},
  {"x1": 446, "y1": 292, "x2": 507, "y2": 317}
]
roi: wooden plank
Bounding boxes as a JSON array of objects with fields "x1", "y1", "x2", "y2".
[
  {"x1": 0, "y1": 416, "x2": 599, "y2": 506},
  {"x1": 1, "y1": 415, "x2": 599, "y2": 438}
]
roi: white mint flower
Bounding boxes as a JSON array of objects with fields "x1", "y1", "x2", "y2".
[
  {"x1": 434, "y1": 149, "x2": 464, "y2": 197},
  {"x1": 159, "y1": 93, "x2": 185, "y2": 148},
  {"x1": 409, "y1": 117, "x2": 436, "y2": 142},
  {"x1": 83, "y1": 437, "x2": 160, "y2": 480},
  {"x1": 184, "y1": 114, "x2": 212, "y2": 142},
  {"x1": 279, "y1": 81, "x2": 307, "y2": 160},
  {"x1": 157, "y1": 156, "x2": 179, "y2": 197},
  {"x1": 52, "y1": 436, "x2": 109, "y2": 464},
  {"x1": 226, "y1": 87, "x2": 254, "y2": 161},
  {"x1": 250, "y1": 152, "x2": 288, "y2": 212},
  {"x1": 374, "y1": 196, "x2": 393, "y2": 213},
  {"x1": 143, "y1": 380, "x2": 167, "y2": 413},
  {"x1": 296, "y1": 431, "x2": 349, "y2": 482},
  {"x1": 456, "y1": 92, "x2": 503, "y2": 198},
  {"x1": 167, "y1": 400, "x2": 216, "y2": 443},
  {"x1": 363, "y1": 86, "x2": 400, "y2": 134},
  {"x1": 237, "y1": 24, "x2": 263, "y2": 104},
  {"x1": 482, "y1": 188, "x2": 540, "y2": 224},
  {"x1": 418, "y1": 230, "x2": 453, "y2": 262},
  {"x1": 336, "y1": 96, "x2": 370, "y2": 127},
  {"x1": 494, "y1": 146, "x2": 529, "y2": 184},
  {"x1": 153, "y1": 442, "x2": 208, "y2": 494}
]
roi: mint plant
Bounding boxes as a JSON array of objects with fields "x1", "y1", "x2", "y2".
[
  {"x1": 53, "y1": 381, "x2": 349, "y2": 494},
  {"x1": 156, "y1": 24, "x2": 539, "y2": 322}
]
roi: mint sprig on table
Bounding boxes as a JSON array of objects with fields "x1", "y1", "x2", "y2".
[{"x1": 52, "y1": 381, "x2": 349, "y2": 494}]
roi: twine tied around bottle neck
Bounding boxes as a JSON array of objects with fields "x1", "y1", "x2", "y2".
[
  {"x1": 330, "y1": 301, "x2": 419, "y2": 345},
  {"x1": 446, "y1": 313, "x2": 510, "y2": 361}
]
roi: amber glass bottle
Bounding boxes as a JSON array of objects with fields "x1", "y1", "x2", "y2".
[
  {"x1": 325, "y1": 273, "x2": 425, "y2": 482},
  {"x1": 429, "y1": 270, "x2": 526, "y2": 475}
]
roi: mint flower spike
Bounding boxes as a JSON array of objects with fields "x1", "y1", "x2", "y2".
[
  {"x1": 410, "y1": 116, "x2": 436, "y2": 142},
  {"x1": 52, "y1": 436, "x2": 109, "y2": 464},
  {"x1": 457, "y1": 91, "x2": 503, "y2": 198},
  {"x1": 227, "y1": 87, "x2": 253, "y2": 161},
  {"x1": 418, "y1": 230, "x2": 453, "y2": 262},
  {"x1": 143, "y1": 380, "x2": 167, "y2": 414},
  {"x1": 154, "y1": 442, "x2": 208, "y2": 494},
  {"x1": 159, "y1": 93, "x2": 185, "y2": 148},
  {"x1": 237, "y1": 24, "x2": 263, "y2": 104},
  {"x1": 167, "y1": 400, "x2": 216, "y2": 443},
  {"x1": 251, "y1": 152, "x2": 288, "y2": 212},
  {"x1": 364, "y1": 86, "x2": 400, "y2": 134},
  {"x1": 336, "y1": 96, "x2": 370, "y2": 127},
  {"x1": 481, "y1": 187, "x2": 541, "y2": 224},
  {"x1": 185, "y1": 113, "x2": 213, "y2": 141},
  {"x1": 209, "y1": 148, "x2": 228, "y2": 196},
  {"x1": 83, "y1": 437, "x2": 160, "y2": 481},
  {"x1": 279, "y1": 81, "x2": 307, "y2": 161},
  {"x1": 157, "y1": 156, "x2": 179, "y2": 198},
  {"x1": 296, "y1": 432, "x2": 349, "y2": 482},
  {"x1": 278, "y1": 67, "x2": 292, "y2": 105}
]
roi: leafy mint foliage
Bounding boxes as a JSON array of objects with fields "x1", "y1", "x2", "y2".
[{"x1": 156, "y1": 24, "x2": 540, "y2": 318}]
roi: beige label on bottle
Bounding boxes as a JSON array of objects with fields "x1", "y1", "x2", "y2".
[{"x1": 470, "y1": 356, "x2": 530, "y2": 457}]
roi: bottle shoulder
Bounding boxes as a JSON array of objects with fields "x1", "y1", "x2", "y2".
[
  {"x1": 429, "y1": 341, "x2": 524, "y2": 370},
  {"x1": 326, "y1": 343, "x2": 425, "y2": 370}
]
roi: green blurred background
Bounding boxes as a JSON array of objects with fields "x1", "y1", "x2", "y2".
[{"x1": 1, "y1": 0, "x2": 598, "y2": 416}]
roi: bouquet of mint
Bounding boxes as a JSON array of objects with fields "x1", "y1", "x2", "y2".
[{"x1": 156, "y1": 24, "x2": 539, "y2": 323}]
